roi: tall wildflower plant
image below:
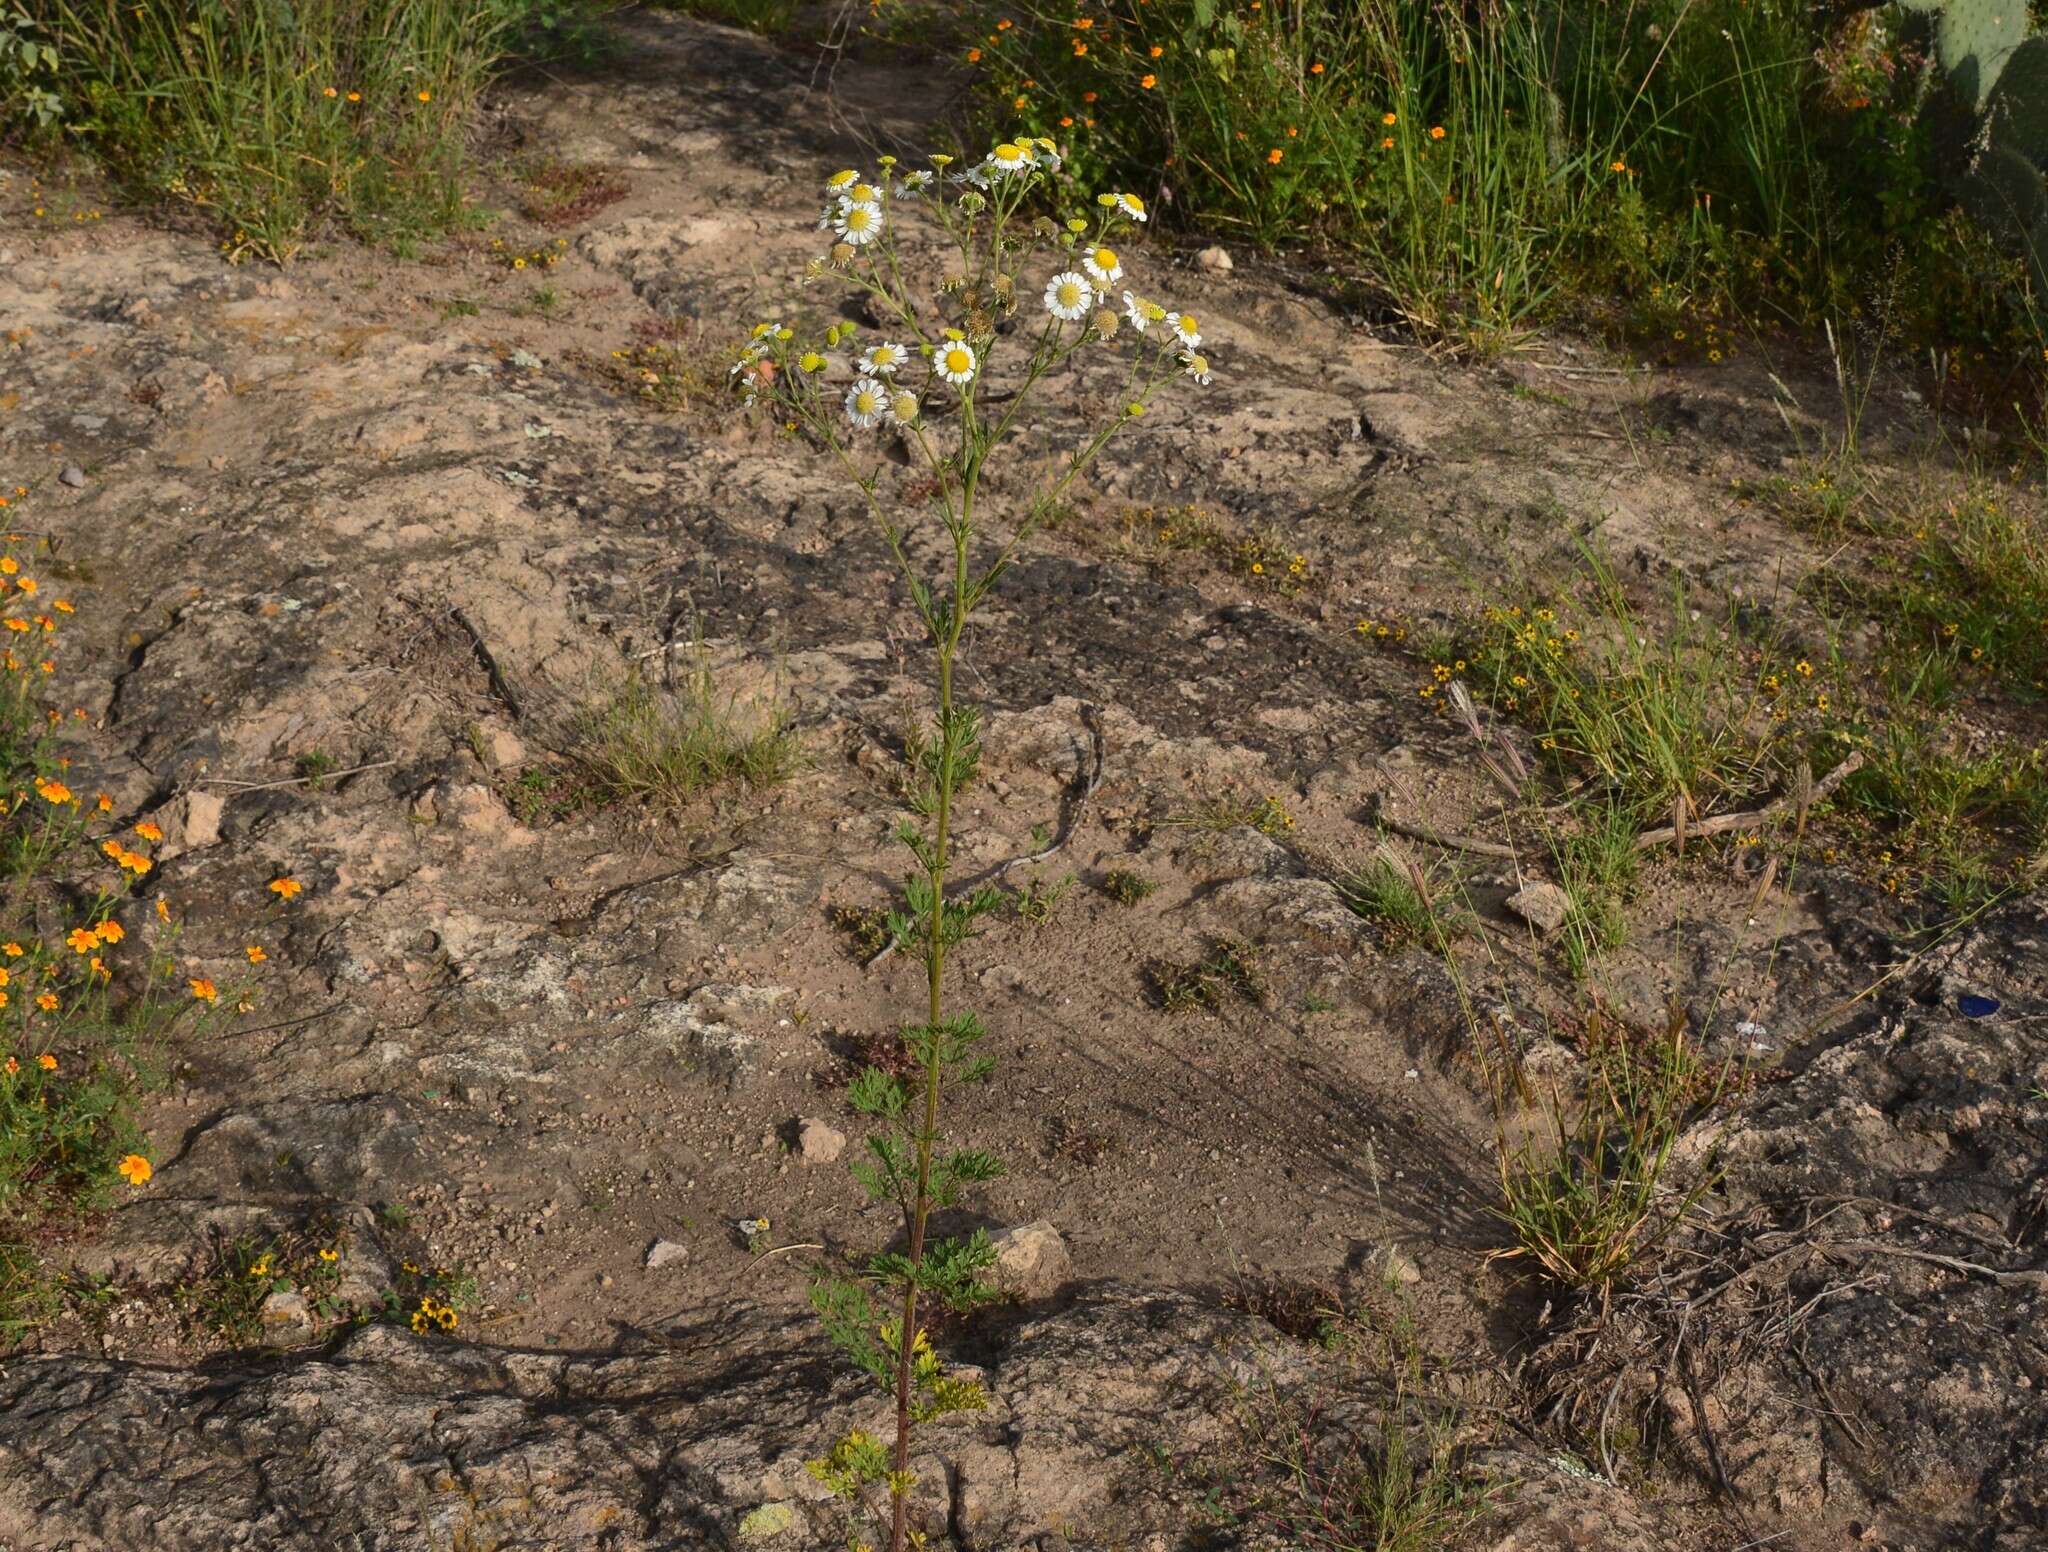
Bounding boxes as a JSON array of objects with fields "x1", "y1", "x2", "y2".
[{"x1": 730, "y1": 142, "x2": 1212, "y2": 1550}]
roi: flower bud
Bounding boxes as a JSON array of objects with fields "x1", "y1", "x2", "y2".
[{"x1": 830, "y1": 241, "x2": 856, "y2": 265}]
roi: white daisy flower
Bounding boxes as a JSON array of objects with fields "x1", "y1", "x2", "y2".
[
  {"x1": 1031, "y1": 136, "x2": 1063, "y2": 171},
  {"x1": 1168, "y1": 311, "x2": 1202, "y2": 348},
  {"x1": 1044, "y1": 272, "x2": 1093, "y2": 321},
  {"x1": 1179, "y1": 351, "x2": 1213, "y2": 386},
  {"x1": 934, "y1": 340, "x2": 978, "y2": 386},
  {"x1": 1114, "y1": 191, "x2": 1148, "y2": 222},
  {"x1": 889, "y1": 389, "x2": 919, "y2": 424},
  {"x1": 845, "y1": 380, "x2": 889, "y2": 428},
  {"x1": 1122, "y1": 291, "x2": 1165, "y2": 332},
  {"x1": 898, "y1": 169, "x2": 934, "y2": 194},
  {"x1": 989, "y1": 141, "x2": 1032, "y2": 176},
  {"x1": 861, "y1": 341, "x2": 910, "y2": 376},
  {"x1": 954, "y1": 162, "x2": 993, "y2": 189},
  {"x1": 1081, "y1": 246, "x2": 1122, "y2": 289},
  {"x1": 839, "y1": 182, "x2": 882, "y2": 208},
  {"x1": 826, "y1": 170, "x2": 860, "y2": 193},
  {"x1": 834, "y1": 202, "x2": 884, "y2": 245}
]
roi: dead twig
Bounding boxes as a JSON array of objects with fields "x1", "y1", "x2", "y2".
[
  {"x1": 451, "y1": 605, "x2": 525, "y2": 719},
  {"x1": 1631, "y1": 751, "x2": 1864, "y2": 852},
  {"x1": 1376, "y1": 811, "x2": 1522, "y2": 860},
  {"x1": 1596, "y1": 1372, "x2": 1624, "y2": 1485},
  {"x1": 200, "y1": 759, "x2": 398, "y2": 791},
  {"x1": 1786, "y1": 1340, "x2": 1877, "y2": 1452},
  {"x1": 1830, "y1": 1240, "x2": 2048, "y2": 1291},
  {"x1": 748, "y1": 1241, "x2": 826, "y2": 1272}
]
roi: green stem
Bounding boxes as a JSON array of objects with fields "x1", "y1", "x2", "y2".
[{"x1": 889, "y1": 471, "x2": 973, "y2": 1552}]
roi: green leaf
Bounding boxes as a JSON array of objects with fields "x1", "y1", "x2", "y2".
[{"x1": 848, "y1": 1066, "x2": 910, "y2": 1119}]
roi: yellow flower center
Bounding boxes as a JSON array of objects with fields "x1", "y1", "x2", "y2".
[
  {"x1": 1178, "y1": 314, "x2": 1198, "y2": 333},
  {"x1": 944, "y1": 347, "x2": 972, "y2": 374},
  {"x1": 1058, "y1": 282, "x2": 1084, "y2": 307},
  {"x1": 1092, "y1": 247, "x2": 1117, "y2": 270}
]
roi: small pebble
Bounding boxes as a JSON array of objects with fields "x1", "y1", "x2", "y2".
[{"x1": 59, "y1": 465, "x2": 86, "y2": 488}]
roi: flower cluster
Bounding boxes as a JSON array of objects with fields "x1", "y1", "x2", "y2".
[
  {"x1": 0, "y1": 516, "x2": 290, "y2": 1248},
  {"x1": 411, "y1": 1294, "x2": 459, "y2": 1333},
  {"x1": 489, "y1": 237, "x2": 569, "y2": 272},
  {"x1": 729, "y1": 141, "x2": 1210, "y2": 433}
]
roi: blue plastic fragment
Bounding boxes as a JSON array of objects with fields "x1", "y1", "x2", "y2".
[{"x1": 1957, "y1": 994, "x2": 2001, "y2": 1018}]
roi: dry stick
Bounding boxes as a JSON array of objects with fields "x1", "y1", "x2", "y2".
[
  {"x1": 199, "y1": 759, "x2": 398, "y2": 791},
  {"x1": 451, "y1": 605, "x2": 524, "y2": 719},
  {"x1": 1631, "y1": 751, "x2": 1865, "y2": 852},
  {"x1": 747, "y1": 1241, "x2": 826, "y2": 1272},
  {"x1": 1376, "y1": 810, "x2": 1522, "y2": 861},
  {"x1": 1786, "y1": 1341, "x2": 1878, "y2": 1454},
  {"x1": 1596, "y1": 1373, "x2": 1625, "y2": 1485},
  {"x1": 865, "y1": 704, "x2": 1107, "y2": 970},
  {"x1": 1831, "y1": 1240, "x2": 2048, "y2": 1291},
  {"x1": 1678, "y1": 1331, "x2": 1752, "y2": 1536}
]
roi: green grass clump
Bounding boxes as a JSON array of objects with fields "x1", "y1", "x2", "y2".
[
  {"x1": 1343, "y1": 853, "x2": 1461, "y2": 949},
  {"x1": 1492, "y1": 1008, "x2": 1726, "y2": 1290},
  {"x1": 574, "y1": 656, "x2": 801, "y2": 810},
  {"x1": 1824, "y1": 709, "x2": 2048, "y2": 916},
  {"x1": 17, "y1": 0, "x2": 565, "y2": 260},
  {"x1": 1100, "y1": 867, "x2": 1155, "y2": 905},
  {"x1": 1466, "y1": 549, "x2": 1789, "y2": 826},
  {"x1": 1551, "y1": 801, "x2": 1640, "y2": 979},
  {"x1": 1889, "y1": 488, "x2": 2048, "y2": 699},
  {"x1": 1150, "y1": 937, "x2": 1263, "y2": 1012}
]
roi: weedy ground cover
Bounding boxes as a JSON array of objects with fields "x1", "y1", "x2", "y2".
[
  {"x1": 6, "y1": 0, "x2": 577, "y2": 259},
  {"x1": 961, "y1": 0, "x2": 2046, "y2": 364}
]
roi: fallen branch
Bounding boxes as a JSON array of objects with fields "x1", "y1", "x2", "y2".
[{"x1": 1631, "y1": 752, "x2": 1864, "y2": 852}]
